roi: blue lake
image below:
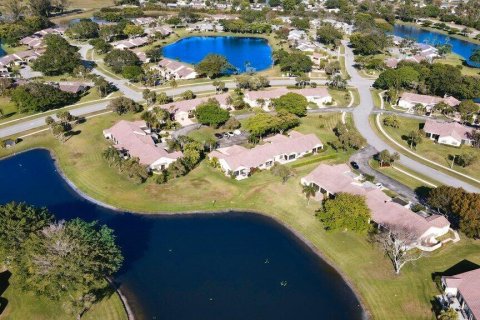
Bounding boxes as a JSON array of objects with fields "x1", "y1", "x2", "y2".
[
  {"x1": 0, "y1": 41, "x2": 6, "y2": 57},
  {"x1": 163, "y1": 36, "x2": 273, "y2": 73},
  {"x1": 393, "y1": 24, "x2": 480, "y2": 67},
  {"x1": 0, "y1": 149, "x2": 365, "y2": 320}
]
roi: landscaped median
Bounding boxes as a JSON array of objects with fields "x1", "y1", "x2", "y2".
[
  {"x1": 1, "y1": 111, "x2": 480, "y2": 319},
  {"x1": 373, "y1": 113, "x2": 480, "y2": 190}
]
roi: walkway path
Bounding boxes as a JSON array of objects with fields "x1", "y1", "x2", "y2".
[{"x1": 344, "y1": 41, "x2": 479, "y2": 192}]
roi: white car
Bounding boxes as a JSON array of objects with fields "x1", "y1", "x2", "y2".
[{"x1": 375, "y1": 183, "x2": 384, "y2": 189}]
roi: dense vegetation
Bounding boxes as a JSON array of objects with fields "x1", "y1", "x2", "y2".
[
  {"x1": 11, "y1": 83, "x2": 77, "y2": 113},
  {"x1": 32, "y1": 34, "x2": 82, "y2": 76}
]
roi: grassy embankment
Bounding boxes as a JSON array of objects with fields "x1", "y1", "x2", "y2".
[{"x1": 1, "y1": 111, "x2": 480, "y2": 319}]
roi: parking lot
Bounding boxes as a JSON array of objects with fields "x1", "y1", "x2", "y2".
[{"x1": 215, "y1": 130, "x2": 249, "y2": 148}]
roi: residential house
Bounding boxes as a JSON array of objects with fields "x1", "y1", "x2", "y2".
[
  {"x1": 152, "y1": 58, "x2": 197, "y2": 80},
  {"x1": 131, "y1": 17, "x2": 157, "y2": 26},
  {"x1": 0, "y1": 50, "x2": 41, "y2": 68},
  {"x1": 441, "y1": 268, "x2": 480, "y2": 320},
  {"x1": 145, "y1": 25, "x2": 173, "y2": 37},
  {"x1": 57, "y1": 81, "x2": 92, "y2": 94},
  {"x1": 301, "y1": 164, "x2": 450, "y2": 250},
  {"x1": 19, "y1": 36, "x2": 44, "y2": 49},
  {"x1": 103, "y1": 120, "x2": 182, "y2": 171},
  {"x1": 157, "y1": 93, "x2": 230, "y2": 126},
  {"x1": 287, "y1": 29, "x2": 307, "y2": 42},
  {"x1": 209, "y1": 131, "x2": 323, "y2": 179},
  {"x1": 112, "y1": 37, "x2": 150, "y2": 50},
  {"x1": 243, "y1": 87, "x2": 332, "y2": 110},
  {"x1": 397, "y1": 92, "x2": 460, "y2": 112},
  {"x1": 423, "y1": 119, "x2": 474, "y2": 147}
]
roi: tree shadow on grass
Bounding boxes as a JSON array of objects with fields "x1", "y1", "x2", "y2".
[{"x1": 0, "y1": 270, "x2": 11, "y2": 315}]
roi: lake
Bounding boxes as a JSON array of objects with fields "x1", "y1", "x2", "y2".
[
  {"x1": 163, "y1": 36, "x2": 273, "y2": 73},
  {"x1": 393, "y1": 24, "x2": 480, "y2": 67},
  {"x1": 0, "y1": 149, "x2": 365, "y2": 320},
  {"x1": 0, "y1": 41, "x2": 6, "y2": 57}
]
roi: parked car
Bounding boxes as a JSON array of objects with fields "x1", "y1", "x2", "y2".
[
  {"x1": 227, "y1": 132, "x2": 235, "y2": 137},
  {"x1": 233, "y1": 129, "x2": 241, "y2": 135},
  {"x1": 375, "y1": 183, "x2": 383, "y2": 189},
  {"x1": 214, "y1": 133, "x2": 223, "y2": 139},
  {"x1": 223, "y1": 133, "x2": 230, "y2": 139},
  {"x1": 350, "y1": 161, "x2": 359, "y2": 170}
]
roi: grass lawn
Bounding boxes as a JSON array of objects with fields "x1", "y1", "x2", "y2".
[
  {"x1": 328, "y1": 88, "x2": 352, "y2": 107},
  {"x1": 0, "y1": 277, "x2": 127, "y2": 320},
  {"x1": 2, "y1": 45, "x2": 29, "y2": 55},
  {"x1": 379, "y1": 115, "x2": 480, "y2": 183},
  {"x1": 1, "y1": 112, "x2": 480, "y2": 319},
  {"x1": 68, "y1": 0, "x2": 114, "y2": 9},
  {"x1": 0, "y1": 97, "x2": 18, "y2": 121},
  {"x1": 436, "y1": 53, "x2": 480, "y2": 77}
]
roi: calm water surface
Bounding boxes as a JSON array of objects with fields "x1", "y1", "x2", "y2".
[
  {"x1": 163, "y1": 36, "x2": 273, "y2": 73},
  {"x1": 0, "y1": 149, "x2": 365, "y2": 320},
  {"x1": 393, "y1": 24, "x2": 480, "y2": 67}
]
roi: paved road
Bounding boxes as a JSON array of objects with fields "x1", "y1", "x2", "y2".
[{"x1": 344, "y1": 41, "x2": 480, "y2": 192}]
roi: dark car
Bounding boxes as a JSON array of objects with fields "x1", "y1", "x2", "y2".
[
  {"x1": 214, "y1": 133, "x2": 224, "y2": 139},
  {"x1": 350, "y1": 161, "x2": 359, "y2": 170}
]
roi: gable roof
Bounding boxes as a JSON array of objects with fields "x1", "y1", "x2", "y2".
[
  {"x1": 245, "y1": 87, "x2": 331, "y2": 101},
  {"x1": 423, "y1": 119, "x2": 473, "y2": 141},
  {"x1": 400, "y1": 92, "x2": 460, "y2": 107},
  {"x1": 443, "y1": 268, "x2": 480, "y2": 319}
]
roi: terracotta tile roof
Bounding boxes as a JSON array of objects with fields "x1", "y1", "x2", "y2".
[
  {"x1": 210, "y1": 131, "x2": 322, "y2": 170},
  {"x1": 444, "y1": 268, "x2": 480, "y2": 319},
  {"x1": 303, "y1": 164, "x2": 450, "y2": 239},
  {"x1": 103, "y1": 120, "x2": 182, "y2": 166},
  {"x1": 400, "y1": 92, "x2": 460, "y2": 107},
  {"x1": 423, "y1": 119, "x2": 473, "y2": 141},
  {"x1": 158, "y1": 93, "x2": 230, "y2": 113}
]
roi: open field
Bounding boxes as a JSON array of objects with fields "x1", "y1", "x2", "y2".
[
  {"x1": 328, "y1": 88, "x2": 352, "y2": 107},
  {"x1": 379, "y1": 115, "x2": 480, "y2": 183},
  {"x1": 1, "y1": 110, "x2": 480, "y2": 319}
]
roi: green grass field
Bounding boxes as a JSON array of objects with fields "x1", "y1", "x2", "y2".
[{"x1": 1, "y1": 112, "x2": 479, "y2": 319}]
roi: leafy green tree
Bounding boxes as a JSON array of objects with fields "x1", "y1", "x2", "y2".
[
  {"x1": 89, "y1": 38, "x2": 112, "y2": 54},
  {"x1": 195, "y1": 54, "x2": 235, "y2": 78},
  {"x1": 383, "y1": 115, "x2": 400, "y2": 128},
  {"x1": 32, "y1": 34, "x2": 81, "y2": 75},
  {"x1": 271, "y1": 163, "x2": 295, "y2": 183},
  {"x1": 20, "y1": 219, "x2": 123, "y2": 318},
  {"x1": 317, "y1": 193, "x2": 371, "y2": 233},
  {"x1": 350, "y1": 32, "x2": 391, "y2": 55},
  {"x1": 122, "y1": 65, "x2": 144, "y2": 81},
  {"x1": 244, "y1": 111, "x2": 300, "y2": 139},
  {"x1": 406, "y1": 130, "x2": 423, "y2": 149},
  {"x1": 291, "y1": 17, "x2": 310, "y2": 30},
  {"x1": 272, "y1": 92, "x2": 308, "y2": 117},
  {"x1": 145, "y1": 47, "x2": 162, "y2": 63},
  {"x1": 235, "y1": 74, "x2": 269, "y2": 90},
  {"x1": 195, "y1": 99, "x2": 230, "y2": 127},
  {"x1": 181, "y1": 90, "x2": 196, "y2": 100},
  {"x1": 11, "y1": 83, "x2": 76, "y2": 113},
  {"x1": 123, "y1": 24, "x2": 144, "y2": 37},
  {"x1": 66, "y1": 19, "x2": 99, "y2": 39},
  {"x1": 316, "y1": 24, "x2": 343, "y2": 45},
  {"x1": 438, "y1": 308, "x2": 458, "y2": 320},
  {"x1": 104, "y1": 49, "x2": 141, "y2": 73},
  {"x1": 470, "y1": 49, "x2": 480, "y2": 63},
  {"x1": 0, "y1": 202, "x2": 54, "y2": 268},
  {"x1": 108, "y1": 97, "x2": 142, "y2": 114},
  {"x1": 273, "y1": 50, "x2": 313, "y2": 76},
  {"x1": 302, "y1": 184, "x2": 317, "y2": 205}
]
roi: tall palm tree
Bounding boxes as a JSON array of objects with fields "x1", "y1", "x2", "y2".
[{"x1": 302, "y1": 184, "x2": 316, "y2": 205}]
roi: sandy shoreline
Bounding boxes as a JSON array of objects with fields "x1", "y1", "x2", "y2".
[{"x1": 3, "y1": 147, "x2": 371, "y2": 319}]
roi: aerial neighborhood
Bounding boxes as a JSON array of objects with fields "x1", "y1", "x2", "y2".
[{"x1": 0, "y1": 0, "x2": 479, "y2": 319}]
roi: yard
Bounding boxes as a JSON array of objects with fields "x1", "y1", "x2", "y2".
[
  {"x1": 379, "y1": 115, "x2": 480, "y2": 182},
  {"x1": 0, "y1": 112, "x2": 479, "y2": 319}
]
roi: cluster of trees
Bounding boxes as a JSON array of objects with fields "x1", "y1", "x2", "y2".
[
  {"x1": 375, "y1": 149, "x2": 400, "y2": 167},
  {"x1": 235, "y1": 74, "x2": 269, "y2": 90},
  {"x1": 0, "y1": 16, "x2": 51, "y2": 44},
  {"x1": 316, "y1": 193, "x2": 372, "y2": 233},
  {"x1": 108, "y1": 97, "x2": 142, "y2": 114},
  {"x1": 195, "y1": 99, "x2": 231, "y2": 128},
  {"x1": 103, "y1": 147, "x2": 150, "y2": 183},
  {"x1": 141, "y1": 107, "x2": 177, "y2": 132},
  {"x1": 330, "y1": 121, "x2": 366, "y2": 151},
  {"x1": 93, "y1": 7, "x2": 144, "y2": 22},
  {"x1": 221, "y1": 19, "x2": 271, "y2": 34},
  {"x1": 0, "y1": 202, "x2": 123, "y2": 319},
  {"x1": 194, "y1": 54, "x2": 235, "y2": 78},
  {"x1": 45, "y1": 110, "x2": 78, "y2": 143},
  {"x1": 272, "y1": 49, "x2": 313, "y2": 76},
  {"x1": 11, "y1": 82, "x2": 77, "y2": 113},
  {"x1": 66, "y1": 19, "x2": 100, "y2": 40},
  {"x1": 32, "y1": 34, "x2": 81, "y2": 75},
  {"x1": 244, "y1": 110, "x2": 300, "y2": 141},
  {"x1": 316, "y1": 24, "x2": 344, "y2": 47},
  {"x1": 157, "y1": 137, "x2": 205, "y2": 184},
  {"x1": 104, "y1": 49, "x2": 143, "y2": 79},
  {"x1": 350, "y1": 31, "x2": 391, "y2": 55},
  {"x1": 272, "y1": 92, "x2": 308, "y2": 117},
  {"x1": 374, "y1": 62, "x2": 480, "y2": 100},
  {"x1": 427, "y1": 186, "x2": 480, "y2": 238}
]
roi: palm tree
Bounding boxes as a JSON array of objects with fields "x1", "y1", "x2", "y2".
[{"x1": 302, "y1": 184, "x2": 316, "y2": 205}]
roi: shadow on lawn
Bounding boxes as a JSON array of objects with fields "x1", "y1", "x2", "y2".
[{"x1": 0, "y1": 270, "x2": 11, "y2": 315}]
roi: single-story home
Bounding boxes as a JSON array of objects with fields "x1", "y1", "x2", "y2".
[
  {"x1": 287, "y1": 29, "x2": 307, "y2": 41},
  {"x1": 103, "y1": 120, "x2": 182, "y2": 171},
  {"x1": 156, "y1": 93, "x2": 230, "y2": 127},
  {"x1": 243, "y1": 87, "x2": 332, "y2": 110},
  {"x1": 0, "y1": 50, "x2": 42, "y2": 68},
  {"x1": 397, "y1": 92, "x2": 460, "y2": 111},
  {"x1": 57, "y1": 81, "x2": 92, "y2": 94},
  {"x1": 301, "y1": 164, "x2": 450, "y2": 250},
  {"x1": 112, "y1": 37, "x2": 150, "y2": 50},
  {"x1": 131, "y1": 17, "x2": 157, "y2": 26},
  {"x1": 145, "y1": 25, "x2": 173, "y2": 37},
  {"x1": 423, "y1": 119, "x2": 474, "y2": 147},
  {"x1": 209, "y1": 131, "x2": 323, "y2": 179},
  {"x1": 441, "y1": 268, "x2": 480, "y2": 320},
  {"x1": 152, "y1": 58, "x2": 197, "y2": 80}
]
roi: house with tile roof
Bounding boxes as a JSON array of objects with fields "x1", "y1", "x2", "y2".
[
  {"x1": 301, "y1": 164, "x2": 451, "y2": 250},
  {"x1": 423, "y1": 119, "x2": 474, "y2": 147},
  {"x1": 209, "y1": 131, "x2": 323, "y2": 179},
  {"x1": 112, "y1": 37, "x2": 150, "y2": 50},
  {"x1": 441, "y1": 268, "x2": 480, "y2": 320},
  {"x1": 103, "y1": 120, "x2": 182, "y2": 171},
  {"x1": 152, "y1": 58, "x2": 197, "y2": 80},
  {"x1": 397, "y1": 92, "x2": 460, "y2": 112},
  {"x1": 244, "y1": 87, "x2": 332, "y2": 110}
]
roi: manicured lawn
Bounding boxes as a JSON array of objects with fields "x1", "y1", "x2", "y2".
[
  {"x1": 0, "y1": 276, "x2": 127, "y2": 320},
  {"x1": 1, "y1": 112, "x2": 479, "y2": 319},
  {"x1": 328, "y1": 88, "x2": 352, "y2": 107},
  {"x1": 380, "y1": 115, "x2": 480, "y2": 182},
  {"x1": 67, "y1": 0, "x2": 114, "y2": 9},
  {"x1": 436, "y1": 53, "x2": 480, "y2": 77},
  {"x1": 0, "y1": 97, "x2": 18, "y2": 121}
]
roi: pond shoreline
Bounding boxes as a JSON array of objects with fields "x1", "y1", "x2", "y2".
[{"x1": 5, "y1": 147, "x2": 369, "y2": 319}]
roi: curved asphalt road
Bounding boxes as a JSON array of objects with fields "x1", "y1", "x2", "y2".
[{"x1": 344, "y1": 42, "x2": 479, "y2": 192}]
